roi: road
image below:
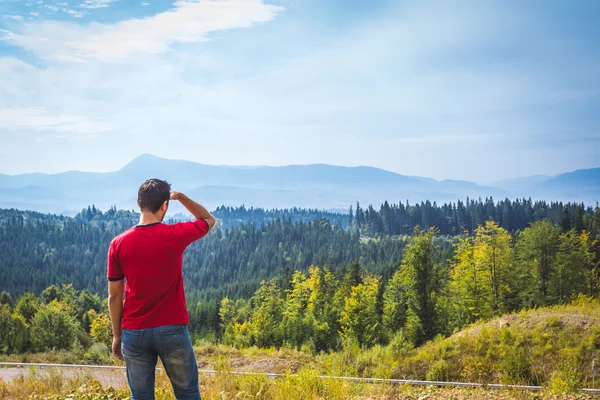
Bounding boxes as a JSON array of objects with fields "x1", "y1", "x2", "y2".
[{"x1": 0, "y1": 366, "x2": 128, "y2": 389}]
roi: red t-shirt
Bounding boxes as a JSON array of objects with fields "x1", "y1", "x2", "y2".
[{"x1": 107, "y1": 220, "x2": 210, "y2": 330}]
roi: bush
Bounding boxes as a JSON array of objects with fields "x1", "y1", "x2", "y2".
[
  {"x1": 548, "y1": 352, "x2": 586, "y2": 394},
  {"x1": 84, "y1": 342, "x2": 110, "y2": 364},
  {"x1": 388, "y1": 330, "x2": 413, "y2": 357},
  {"x1": 29, "y1": 301, "x2": 80, "y2": 352},
  {"x1": 426, "y1": 359, "x2": 451, "y2": 382},
  {"x1": 501, "y1": 347, "x2": 533, "y2": 385}
]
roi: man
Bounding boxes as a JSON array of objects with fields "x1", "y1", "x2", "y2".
[{"x1": 107, "y1": 178, "x2": 216, "y2": 400}]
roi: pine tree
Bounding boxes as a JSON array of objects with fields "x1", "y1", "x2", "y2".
[
  {"x1": 561, "y1": 207, "x2": 572, "y2": 233},
  {"x1": 516, "y1": 219, "x2": 561, "y2": 306},
  {"x1": 339, "y1": 276, "x2": 380, "y2": 348},
  {"x1": 450, "y1": 232, "x2": 492, "y2": 326},
  {"x1": 400, "y1": 227, "x2": 444, "y2": 345},
  {"x1": 306, "y1": 266, "x2": 340, "y2": 352},
  {"x1": 281, "y1": 271, "x2": 312, "y2": 349},
  {"x1": 382, "y1": 266, "x2": 408, "y2": 337},
  {"x1": 247, "y1": 279, "x2": 283, "y2": 348},
  {"x1": 552, "y1": 230, "x2": 587, "y2": 303}
]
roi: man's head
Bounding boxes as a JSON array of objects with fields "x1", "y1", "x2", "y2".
[{"x1": 137, "y1": 178, "x2": 171, "y2": 219}]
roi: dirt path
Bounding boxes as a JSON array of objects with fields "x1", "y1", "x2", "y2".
[{"x1": 0, "y1": 367, "x2": 129, "y2": 389}]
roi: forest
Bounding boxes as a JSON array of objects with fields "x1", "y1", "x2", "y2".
[{"x1": 0, "y1": 198, "x2": 599, "y2": 356}]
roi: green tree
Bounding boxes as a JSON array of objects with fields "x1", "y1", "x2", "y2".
[
  {"x1": 474, "y1": 221, "x2": 515, "y2": 314},
  {"x1": 0, "y1": 306, "x2": 28, "y2": 354},
  {"x1": 8, "y1": 314, "x2": 28, "y2": 353},
  {"x1": 561, "y1": 207, "x2": 572, "y2": 233},
  {"x1": 400, "y1": 227, "x2": 444, "y2": 345},
  {"x1": 247, "y1": 279, "x2": 283, "y2": 348},
  {"x1": 281, "y1": 271, "x2": 312, "y2": 349},
  {"x1": 382, "y1": 266, "x2": 408, "y2": 338},
  {"x1": 89, "y1": 311, "x2": 112, "y2": 346},
  {"x1": 14, "y1": 293, "x2": 39, "y2": 322},
  {"x1": 575, "y1": 206, "x2": 585, "y2": 233},
  {"x1": 580, "y1": 230, "x2": 600, "y2": 297},
  {"x1": 29, "y1": 300, "x2": 79, "y2": 352},
  {"x1": 218, "y1": 297, "x2": 237, "y2": 335},
  {"x1": 0, "y1": 291, "x2": 13, "y2": 308},
  {"x1": 450, "y1": 232, "x2": 492, "y2": 327},
  {"x1": 551, "y1": 230, "x2": 587, "y2": 303},
  {"x1": 306, "y1": 266, "x2": 340, "y2": 352},
  {"x1": 340, "y1": 275, "x2": 380, "y2": 348},
  {"x1": 516, "y1": 220, "x2": 561, "y2": 306},
  {"x1": 346, "y1": 260, "x2": 363, "y2": 288}
]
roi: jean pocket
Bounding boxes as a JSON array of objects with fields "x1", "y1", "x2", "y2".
[
  {"x1": 159, "y1": 325, "x2": 190, "y2": 356},
  {"x1": 122, "y1": 329, "x2": 144, "y2": 357}
]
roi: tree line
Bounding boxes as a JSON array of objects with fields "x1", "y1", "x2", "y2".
[
  {"x1": 2, "y1": 213, "x2": 599, "y2": 355},
  {"x1": 352, "y1": 198, "x2": 594, "y2": 236},
  {"x1": 211, "y1": 217, "x2": 600, "y2": 351}
]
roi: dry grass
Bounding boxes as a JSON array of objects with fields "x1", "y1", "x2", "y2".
[{"x1": 2, "y1": 367, "x2": 599, "y2": 399}]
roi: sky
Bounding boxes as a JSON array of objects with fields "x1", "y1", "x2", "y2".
[{"x1": 0, "y1": 0, "x2": 599, "y2": 183}]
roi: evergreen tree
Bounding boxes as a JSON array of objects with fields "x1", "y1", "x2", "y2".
[
  {"x1": 382, "y1": 266, "x2": 408, "y2": 338},
  {"x1": 561, "y1": 207, "x2": 572, "y2": 233},
  {"x1": 400, "y1": 227, "x2": 444, "y2": 345},
  {"x1": 0, "y1": 291, "x2": 13, "y2": 308},
  {"x1": 516, "y1": 220, "x2": 561, "y2": 306},
  {"x1": 339, "y1": 276, "x2": 380, "y2": 348},
  {"x1": 552, "y1": 230, "x2": 587, "y2": 303},
  {"x1": 281, "y1": 271, "x2": 312, "y2": 349},
  {"x1": 306, "y1": 266, "x2": 340, "y2": 352},
  {"x1": 247, "y1": 279, "x2": 283, "y2": 348},
  {"x1": 450, "y1": 232, "x2": 491, "y2": 326}
]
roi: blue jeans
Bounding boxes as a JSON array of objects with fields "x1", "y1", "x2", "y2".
[{"x1": 122, "y1": 324, "x2": 201, "y2": 400}]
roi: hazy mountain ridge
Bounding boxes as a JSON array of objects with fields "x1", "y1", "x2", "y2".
[{"x1": 0, "y1": 154, "x2": 598, "y2": 214}]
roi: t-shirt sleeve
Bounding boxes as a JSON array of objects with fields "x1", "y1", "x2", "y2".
[
  {"x1": 107, "y1": 240, "x2": 124, "y2": 281},
  {"x1": 171, "y1": 219, "x2": 211, "y2": 248}
]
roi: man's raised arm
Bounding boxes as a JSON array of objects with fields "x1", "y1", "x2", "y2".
[{"x1": 170, "y1": 191, "x2": 217, "y2": 229}]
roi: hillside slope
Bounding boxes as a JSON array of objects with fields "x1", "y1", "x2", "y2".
[{"x1": 391, "y1": 298, "x2": 600, "y2": 388}]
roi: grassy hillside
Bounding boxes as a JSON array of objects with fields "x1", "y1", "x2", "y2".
[{"x1": 389, "y1": 296, "x2": 600, "y2": 390}]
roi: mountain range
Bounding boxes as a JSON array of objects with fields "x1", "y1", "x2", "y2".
[{"x1": 0, "y1": 154, "x2": 598, "y2": 215}]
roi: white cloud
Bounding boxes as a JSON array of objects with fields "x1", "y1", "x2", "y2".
[
  {"x1": 45, "y1": 4, "x2": 59, "y2": 11},
  {"x1": 0, "y1": 29, "x2": 14, "y2": 40},
  {"x1": 4, "y1": 15, "x2": 24, "y2": 21},
  {"x1": 141, "y1": 1, "x2": 149, "y2": 5},
  {"x1": 63, "y1": 8, "x2": 86, "y2": 17},
  {"x1": 0, "y1": 108, "x2": 114, "y2": 134},
  {"x1": 29, "y1": 12, "x2": 40, "y2": 17},
  {"x1": 11, "y1": 0, "x2": 283, "y2": 61},
  {"x1": 79, "y1": 0, "x2": 118, "y2": 9}
]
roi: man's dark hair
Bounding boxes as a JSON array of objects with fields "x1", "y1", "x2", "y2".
[{"x1": 138, "y1": 179, "x2": 171, "y2": 213}]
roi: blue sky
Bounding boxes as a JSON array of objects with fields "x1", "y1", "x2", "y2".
[{"x1": 0, "y1": 0, "x2": 599, "y2": 183}]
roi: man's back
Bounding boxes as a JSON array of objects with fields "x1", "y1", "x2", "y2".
[{"x1": 108, "y1": 220, "x2": 210, "y2": 330}]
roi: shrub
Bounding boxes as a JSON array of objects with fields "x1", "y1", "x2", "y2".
[
  {"x1": 426, "y1": 359, "x2": 450, "y2": 382},
  {"x1": 84, "y1": 342, "x2": 110, "y2": 364},
  {"x1": 501, "y1": 347, "x2": 533, "y2": 385}
]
